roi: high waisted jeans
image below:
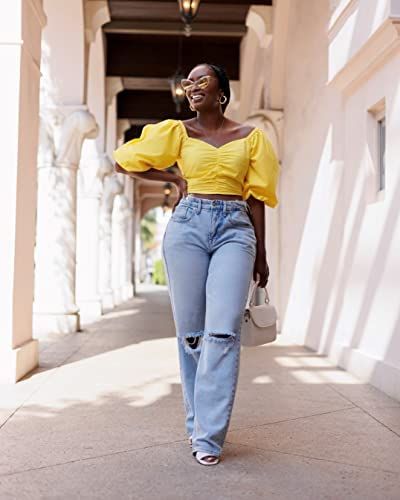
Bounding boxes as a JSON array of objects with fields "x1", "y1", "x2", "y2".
[{"x1": 162, "y1": 195, "x2": 256, "y2": 457}]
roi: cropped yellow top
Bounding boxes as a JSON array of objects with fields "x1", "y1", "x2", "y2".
[{"x1": 113, "y1": 119, "x2": 279, "y2": 207}]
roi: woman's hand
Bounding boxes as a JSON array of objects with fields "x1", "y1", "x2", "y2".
[
  {"x1": 253, "y1": 248, "x2": 269, "y2": 288},
  {"x1": 172, "y1": 177, "x2": 188, "y2": 211}
]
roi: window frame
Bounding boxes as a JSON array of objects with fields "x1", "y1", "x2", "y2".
[{"x1": 367, "y1": 99, "x2": 386, "y2": 203}]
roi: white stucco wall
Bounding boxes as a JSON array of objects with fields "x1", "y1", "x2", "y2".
[
  {"x1": 328, "y1": 0, "x2": 393, "y2": 81},
  {"x1": 87, "y1": 28, "x2": 106, "y2": 153},
  {"x1": 279, "y1": 0, "x2": 400, "y2": 399}
]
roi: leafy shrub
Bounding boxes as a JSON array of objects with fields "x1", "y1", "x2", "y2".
[{"x1": 153, "y1": 259, "x2": 167, "y2": 285}]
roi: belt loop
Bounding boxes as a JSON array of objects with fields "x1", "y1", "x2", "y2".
[
  {"x1": 197, "y1": 198, "x2": 202, "y2": 214},
  {"x1": 223, "y1": 201, "x2": 227, "y2": 213}
]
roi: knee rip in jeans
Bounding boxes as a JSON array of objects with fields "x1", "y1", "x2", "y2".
[
  {"x1": 205, "y1": 331, "x2": 236, "y2": 354},
  {"x1": 181, "y1": 332, "x2": 203, "y2": 354}
]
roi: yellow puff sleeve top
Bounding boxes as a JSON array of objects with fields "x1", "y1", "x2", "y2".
[{"x1": 113, "y1": 119, "x2": 279, "y2": 207}]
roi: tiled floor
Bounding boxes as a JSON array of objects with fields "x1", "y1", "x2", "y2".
[{"x1": 1, "y1": 285, "x2": 399, "y2": 499}]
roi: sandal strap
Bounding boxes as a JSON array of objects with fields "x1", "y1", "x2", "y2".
[{"x1": 195, "y1": 451, "x2": 220, "y2": 465}]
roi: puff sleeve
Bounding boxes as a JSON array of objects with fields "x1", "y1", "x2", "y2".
[
  {"x1": 243, "y1": 129, "x2": 280, "y2": 207},
  {"x1": 112, "y1": 119, "x2": 182, "y2": 172}
]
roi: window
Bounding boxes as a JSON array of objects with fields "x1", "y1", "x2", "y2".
[
  {"x1": 367, "y1": 99, "x2": 386, "y2": 201},
  {"x1": 377, "y1": 116, "x2": 386, "y2": 191}
]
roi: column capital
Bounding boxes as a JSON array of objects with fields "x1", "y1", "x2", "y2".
[
  {"x1": 79, "y1": 151, "x2": 114, "y2": 199},
  {"x1": 102, "y1": 174, "x2": 124, "y2": 215},
  {"x1": 117, "y1": 119, "x2": 131, "y2": 144},
  {"x1": 106, "y1": 77, "x2": 124, "y2": 106},
  {"x1": 39, "y1": 106, "x2": 99, "y2": 169},
  {"x1": 56, "y1": 109, "x2": 98, "y2": 169},
  {"x1": 245, "y1": 5, "x2": 273, "y2": 49},
  {"x1": 85, "y1": 0, "x2": 111, "y2": 43}
]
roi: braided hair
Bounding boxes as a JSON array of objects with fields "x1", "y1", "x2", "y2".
[{"x1": 195, "y1": 63, "x2": 231, "y2": 113}]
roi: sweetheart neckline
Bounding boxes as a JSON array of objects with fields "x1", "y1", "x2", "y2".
[{"x1": 178, "y1": 120, "x2": 257, "y2": 150}]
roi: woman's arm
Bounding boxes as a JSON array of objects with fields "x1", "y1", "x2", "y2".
[
  {"x1": 246, "y1": 195, "x2": 269, "y2": 288},
  {"x1": 115, "y1": 163, "x2": 187, "y2": 207}
]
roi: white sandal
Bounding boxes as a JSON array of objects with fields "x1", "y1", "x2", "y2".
[{"x1": 194, "y1": 451, "x2": 220, "y2": 466}]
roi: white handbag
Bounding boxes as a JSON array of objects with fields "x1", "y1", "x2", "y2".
[{"x1": 241, "y1": 282, "x2": 277, "y2": 347}]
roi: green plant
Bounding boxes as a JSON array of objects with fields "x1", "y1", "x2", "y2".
[
  {"x1": 153, "y1": 259, "x2": 167, "y2": 285},
  {"x1": 140, "y1": 209, "x2": 157, "y2": 250}
]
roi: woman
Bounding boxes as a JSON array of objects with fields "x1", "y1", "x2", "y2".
[{"x1": 113, "y1": 63, "x2": 279, "y2": 466}]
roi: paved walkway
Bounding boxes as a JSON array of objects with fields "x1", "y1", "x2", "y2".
[{"x1": 1, "y1": 285, "x2": 400, "y2": 499}]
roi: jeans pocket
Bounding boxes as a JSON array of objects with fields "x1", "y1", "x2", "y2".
[
  {"x1": 171, "y1": 204, "x2": 195, "y2": 223},
  {"x1": 229, "y1": 210, "x2": 254, "y2": 229},
  {"x1": 228, "y1": 211, "x2": 257, "y2": 252}
]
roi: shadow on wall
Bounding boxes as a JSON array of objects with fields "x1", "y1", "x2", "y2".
[
  {"x1": 280, "y1": 0, "x2": 399, "y2": 398},
  {"x1": 280, "y1": 0, "x2": 343, "y2": 344}
]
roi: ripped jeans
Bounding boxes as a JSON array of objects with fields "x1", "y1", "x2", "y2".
[{"x1": 162, "y1": 195, "x2": 256, "y2": 457}]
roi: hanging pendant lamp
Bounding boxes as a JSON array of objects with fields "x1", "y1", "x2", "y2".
[{"x1": 177, "y1": 0, "x2": 201, "y2": 36}]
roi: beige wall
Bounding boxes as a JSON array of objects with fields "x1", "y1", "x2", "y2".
[
  {"x1": 279, "y1": 0, "x2": 344, "y2": 331},
  {"x1": 279, "y1": 0, "x2": 400, "y2": 400}
]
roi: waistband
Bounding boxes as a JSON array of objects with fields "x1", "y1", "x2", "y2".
[{"x1": 181, "y1": 194, "x2": 248, "y2": 212}]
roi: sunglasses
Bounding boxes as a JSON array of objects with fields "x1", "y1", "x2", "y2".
[{"x1": 180, "y1": 75, "x2": 215, "y2": 93}]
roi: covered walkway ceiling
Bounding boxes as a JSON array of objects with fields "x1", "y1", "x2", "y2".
[{"x1": 105, "y1": 0, "x2": 272, "y2": 127}]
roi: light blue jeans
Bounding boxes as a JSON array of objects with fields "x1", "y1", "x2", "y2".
[{"x1": 162, "y1": 195, "x2": 257, "y2": 457}]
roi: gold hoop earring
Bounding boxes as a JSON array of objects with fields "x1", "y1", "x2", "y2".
[{"x1": 219, "y1": 95, "x2": 228, "y2": 105}]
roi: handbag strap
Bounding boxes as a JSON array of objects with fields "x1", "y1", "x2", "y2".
[{"x1": 248, "y1": 281, "x2": 270, "y2": 307}]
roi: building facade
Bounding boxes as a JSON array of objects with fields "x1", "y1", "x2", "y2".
[
  {"x1": 0, "y1": 0, "x2": 399, "y2": 401},
  {"x1": 276, "y1": 0, "x2": 400, "y2": 401}
]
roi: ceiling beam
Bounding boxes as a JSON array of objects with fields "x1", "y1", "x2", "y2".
[
  {"x1": 104, "y1": 20, "x2": 246, "y2": 37},
  {"x1": 108, "y1": 1, "x2": 253, "y2": 23},
  {"x1": 123, "y1": 77, "x2": 170, "y2": 91}
]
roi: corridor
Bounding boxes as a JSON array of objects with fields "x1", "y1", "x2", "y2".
[{"x1": 1, "y1": 285, "x2": 399, "y2": 499}]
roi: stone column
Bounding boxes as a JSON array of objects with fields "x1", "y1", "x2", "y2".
[
  {"x1": 111, "y1": 193, "x2": 133, "y2": 305},
  {"x1": 122, "y1": 179, "x2": 135, "y2": 300},
  {"x1": 134, "y1": 185, "x2": 143, "y2": 288},
  {"x1": 116, "y1": 120, "x2": 135, "y2": 298},
  {"x1": 129, "y1": 186, "x2": 137, "y2": 296},
  {"x1": 76, "y1": 150, "x2": 113, "y2": 323},
  {"x1": 0, "y1": 0, "x2": 46, "y2": 382},
  {"x1": 99, "y1": 174, "x2": 124, "y2": 309},
  {"x1": 33, "y1": 109, "x2": 98, "y2": 335}
]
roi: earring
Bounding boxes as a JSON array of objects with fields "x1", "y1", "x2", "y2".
[{"x1": 219, "y1": 95, "x2": 228, "y2": 105}]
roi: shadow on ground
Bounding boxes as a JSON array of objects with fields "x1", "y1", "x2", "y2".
[{"x1": 1, "y1": 285, "x2": 399, "y2": 499}]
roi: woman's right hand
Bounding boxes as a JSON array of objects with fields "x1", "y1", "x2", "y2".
[{"x1": 172, "y1": 177, "x2": 188, "y2": 211}]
